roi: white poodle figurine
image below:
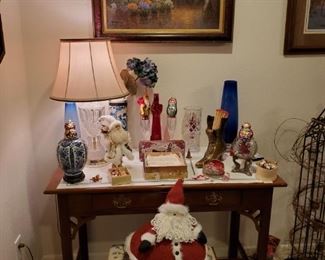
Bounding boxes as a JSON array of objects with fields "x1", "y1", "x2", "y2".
[{"x1": 99, "y1": 115, "x2": 134, "y2": 169}]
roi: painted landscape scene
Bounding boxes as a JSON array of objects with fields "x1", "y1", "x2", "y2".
[
  {"x1": 307, "y1": 0, "x2": 325, "y2": 30},
  {"x1": 105, "y1": 0, "x2": 221, "y2": 30}
]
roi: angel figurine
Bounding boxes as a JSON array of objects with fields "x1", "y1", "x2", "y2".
[{"x1": 231, "y1": 122, "x2": 257, "y2": 176}]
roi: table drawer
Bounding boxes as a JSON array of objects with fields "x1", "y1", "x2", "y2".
[
  {"x1": 92, "y1": 192, "x2": 167, "y2": 214},
  {"x1": 92, "y1": 189, "x2": 242, "y2": 214},
  {"x1": 185, "y1": 190, "x2": 242, "y2": 211}
]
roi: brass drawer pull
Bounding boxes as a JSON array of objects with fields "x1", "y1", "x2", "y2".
[
  {"x1": 205, "y1": 192, "x2": 223, "y2": 206},
  {"x1": 113, "y1": 195, "x2": 132, "y2": 209}
]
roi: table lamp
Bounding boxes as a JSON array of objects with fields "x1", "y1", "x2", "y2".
[{"x1": 51, "y1": 39, "x2": 129, "y2": 177}]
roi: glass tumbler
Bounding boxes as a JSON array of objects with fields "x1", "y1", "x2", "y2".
[{"x1": 181, "y1": 106, "x2": 202, "y2": 152}]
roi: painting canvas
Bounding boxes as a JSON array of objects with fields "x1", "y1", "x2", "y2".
[
  {"x1": 284, "y1": 0, "x2": 325, "y2": 54},
  {"x1": 92, "y1": 0, "x2": 234, "y2": 41},
  {"x1": 305, "y1": 0, "x2": 325, "y2": 32}
]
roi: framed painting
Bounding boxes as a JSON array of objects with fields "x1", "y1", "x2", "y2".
[
  {"x1": 0, "y1": 14, "x2": 5, "y2": 63},
  {"x1": 92, "y1": 0, "x2": 234, "y2": 41},
  {"x1": 284, "y1": 0, "x2": 325, "y2": 54}
]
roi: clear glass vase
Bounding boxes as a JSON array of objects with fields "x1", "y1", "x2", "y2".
[
  {"x1": 166, "y1": 117, "x2": 177, "y2": 140},
  {"x1": 181, "y1": 106, "x2": 202, "y2": 152},
  {"x1": 78, "y1": 101, "x2": 107, "y2": 166}
]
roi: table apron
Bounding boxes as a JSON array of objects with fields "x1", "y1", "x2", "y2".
[{"x1": 59, "y1": 188, "x2": 273, "y2": 217}]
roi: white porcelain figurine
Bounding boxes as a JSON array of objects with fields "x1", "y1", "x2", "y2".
[{"x1": 99, "y1": 115, "x2": 134, "y2": 169}]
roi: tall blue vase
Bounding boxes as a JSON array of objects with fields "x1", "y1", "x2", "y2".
[{"x1": 220, "y1": 80, "x2": 238, "y2": 144}]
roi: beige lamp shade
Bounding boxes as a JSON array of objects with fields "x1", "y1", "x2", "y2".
[{"x1": 50, "y1": 39, "x2": 129, "y2": 102}]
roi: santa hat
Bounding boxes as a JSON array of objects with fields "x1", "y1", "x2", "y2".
[{"x1": 158, "y1": 179, "x2": 189, "y2": 215}]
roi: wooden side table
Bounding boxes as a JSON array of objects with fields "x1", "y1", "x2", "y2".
[{"x1": 44, "y1": 169, "x2": 287, "y2": 260}]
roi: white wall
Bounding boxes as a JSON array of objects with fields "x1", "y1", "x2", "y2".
[
  {"x1": 0, "y1": 0, "x2": 324, "y2": 259},
  {"x1": 0, "y1": 1, "x2": 39, "y2": 259}
]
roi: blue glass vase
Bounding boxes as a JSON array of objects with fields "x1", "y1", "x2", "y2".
[
  {"x1": 220, "y1": 80, "x2": 238, "y2": 144},
  {"x1": 64, "y1": 102, "x2": 80, "y2": 137}
]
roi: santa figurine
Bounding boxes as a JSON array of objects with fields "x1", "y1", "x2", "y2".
[{"x1": 125, "y1": 179, "x2": 209, "y2": 260}]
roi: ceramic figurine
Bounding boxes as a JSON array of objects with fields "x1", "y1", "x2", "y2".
[
  {"x1": 166, "y1": 97, "x2": 177, "y2": 118},
  {"x1": 166, "y1": 97, "x2": 177, "y2": 139},
  {"x1": 99, "y1": 115, "x2": 134, "y2": 179},
  {"x1": 57, "y1": 120, "x2": 87, "y2": 184},
  {"x1": 231, "y1": 122, "x2": 257, "y2": 176},
  {"x1": 137, "y1": 94, "x2": 151, "y2": 120}
]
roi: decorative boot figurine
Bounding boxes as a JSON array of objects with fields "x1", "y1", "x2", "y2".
[
  {"x1": 210, "y1": 118, "x2": 227, "y2": 159},
  {"x1": 195, "y1": 110, "x2": 228, "y2": 168},
  {"x1": 195, "y1": 115, "x2": 214, "y2": 168}
]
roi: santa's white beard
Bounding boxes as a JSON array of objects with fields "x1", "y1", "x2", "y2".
[{"x1": 151, "y1": 213, "x2": 198, "y2": 243}]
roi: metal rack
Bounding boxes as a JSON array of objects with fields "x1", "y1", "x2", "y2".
[{"x1": 288, "y1": 109, "x2": 325, "y2": 259}]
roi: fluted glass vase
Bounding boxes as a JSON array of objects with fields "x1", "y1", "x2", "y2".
[
  {"x1": 181, "y1": 106, "x2": 202, "y2": 152},
  {"x1": 220, "y1": 80, "x2": 238, "y2": 145}
]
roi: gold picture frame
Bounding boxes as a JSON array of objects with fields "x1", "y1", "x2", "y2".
[{"x1": 92, "y1": 0, "x2": 234, "y2": 41}]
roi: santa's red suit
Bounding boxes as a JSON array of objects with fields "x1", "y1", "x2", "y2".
[{"x1": 125, "y1": 179, "x2": 208, "y2": 260}]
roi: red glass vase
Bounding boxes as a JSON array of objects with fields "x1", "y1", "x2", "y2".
[{"x1": 150, "y1": 93, "x2": 163, "y2": 140}]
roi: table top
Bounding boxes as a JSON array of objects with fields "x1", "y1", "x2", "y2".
[
  {"x1": 44, "y1": 150, "x2": 287, "y2": 195},
  {"x1": 44, "y1": 168, "x2": 287, "y2": 195}
]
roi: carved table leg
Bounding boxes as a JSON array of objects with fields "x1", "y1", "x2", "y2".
[
  {"x1": 77, "y1": 224, "x2": 89, "y2": 260},
  {"x1": 256, "y1": 190, "x2": 273, "y2": 260},
  {"x1": 228, "y1": 211, "x2": 240, "y2": 258},
  {"x1": 57, "y1": 195, "x2": 73, "y2": 260}
]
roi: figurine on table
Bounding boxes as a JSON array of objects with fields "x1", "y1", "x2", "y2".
[
  {"x1": 125, "y1": 179, "x2": 208, "y2": 260},
  {"x1": 137, "y1": 94, "x2": 151, "y2": 120},
  {"x1": 99, "y1": 115, "x2": 134, "y2": 176},
  {"x1": 166, "y1": 97, "x2": 177, "y2": 140},
  {"x1": 166, "y1": 97, "x2": 177, "y2": 118},
  {"x1": 231, "y1": 122, "x2": 257, "y2": 176}
]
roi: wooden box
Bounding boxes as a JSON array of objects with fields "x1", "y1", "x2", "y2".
[
  {"x1": 110, "y1": 167, "x2": 132, "y2": 185},
  {"x1": 138, "y1": 140, "x2": 185, "y2": 161},
  {"x1": 143, "y1": 152, "x2": 188, "y2": 180}
]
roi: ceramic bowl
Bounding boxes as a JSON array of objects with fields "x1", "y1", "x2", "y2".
[
  {"x1": 203, "y1": 159, "x2": 225, "y2": 178},
  {"x1": 255, "y1": 160, "x2": 278, "y2": 181}
]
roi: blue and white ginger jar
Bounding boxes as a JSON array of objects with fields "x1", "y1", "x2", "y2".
[{"x1": 57, "y1": 120, "x2": 87, "y2": 184}]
